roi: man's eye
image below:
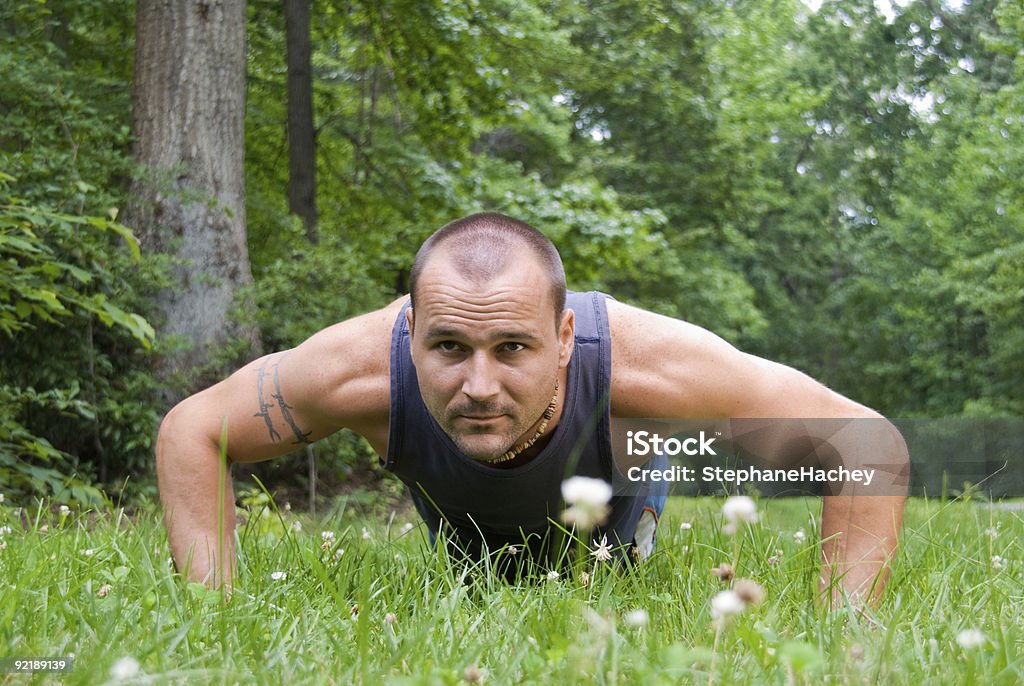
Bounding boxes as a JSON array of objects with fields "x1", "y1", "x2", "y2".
[
  {"x1": 437, "y1": 341, "x2": 462, "y2": 353},
  {"x1": 502, "y1": 342, "x2": 527, "y2": 353}
]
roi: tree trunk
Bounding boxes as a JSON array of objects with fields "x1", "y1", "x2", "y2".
[
  {"x1": 129, "y1": 0, "x2": 257, "y2": 393},
  {"x1": 285, "y1": 0, "x2": 318, "y2": 241}
]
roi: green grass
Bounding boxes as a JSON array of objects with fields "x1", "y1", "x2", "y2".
[{"x1": 1, "y1": 494, "x2": 1022, "y2": 685}]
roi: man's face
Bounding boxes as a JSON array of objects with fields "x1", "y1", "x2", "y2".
[{"x1": 408, "y1": 250, "x2": 574, "y2": 461}]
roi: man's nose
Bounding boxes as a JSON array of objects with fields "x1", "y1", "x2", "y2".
[{"x1": 461, "y1": 353, "x2": 500, "y2": 401}]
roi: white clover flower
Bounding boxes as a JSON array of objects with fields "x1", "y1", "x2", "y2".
[
  {"x1": 400, "y1": 522, "x2": 414, "y2": 534},
  {"x1": 333, "y1": 548, "x2": 345, "y2": 561},
  {"x1": 96, "y1": 583, "x2": 113, "y2": 598},
  {"x1": 561, "y1": 476, "x2": 613, "y2": 507},
  {"x1": 985, "y1": 527, "x2": 998, "y2": 538},
  {"x1": 110, "y1": 656, "x2": 140, "y2": 680},
  {"x1": 734, "y1": 579, "x2": 766, "y2": 607},
  {"x1": 623, "y1": 608, "x2": 650, "y2": 627},
  {"x1": 383, "y1": 612, "x2": 398, "y2": 625},
  {"x1": 290, "y1": 520, "x2": 302, "y2": 533},
  {"x1": 0, "y1": 525, "x2": 12, "y2": 536},
  {"x1": 721, "y1": 496, "x2": 757, "y2": 525},
  {"x1": 560, "y1": 477, "x2": 613, "y2": 530},
  {"x1": 956, "y1": 629, "x2": 985, "y2": 649},
  {"x1": 679, "y1": 521, "x2": 692, "y2": 530},
  {"x1": 270, "y1": 571, "x2": 287, "y2": 581},
  {"x1": 991, "y1": 555, "x2": 1005, "y2": 569},
  {"x1": 0, "y1": 540, "x2": 7, "y2": 551},
  {"x1": 361, "y1": 527, "x2": 371, "y2": 540},
  {"x1": 506, "y1": 545, "x2": 519, "y2": 556},
  {"x1": 579, "y1": 570, "x2": 591, "y2": 587},
  {"x1": 321, "y1": 530, "x2": 336, "y2": 542},
  {"x1": 462, "y1": 664, "x2": 484, "y2": 684},
  {"x1": 793, "y1": 529, "x2": 806, "y2": 543},
  {"x1": 83, "y1": 548, "x2": 95, "y2": 557},
  {"x1": 59, "y1": 505, "x2": 71, "y2": 517},
  {"x1": 546, "y1": 570, "x2": 560, "y2": 581},
  {"x1": 590, "y1": 535, "x2": 613, "y2": 562},
  {"x1": 710, "y1": 590, "x2": 746, "y2": 621},
  {"x1": 0, "y1": 493, "x2": 5, "y2": 503}
]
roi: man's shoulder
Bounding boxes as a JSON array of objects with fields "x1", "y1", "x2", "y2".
[{"x1": 287, "y1": 296, "x2": 407, "y2": 441}]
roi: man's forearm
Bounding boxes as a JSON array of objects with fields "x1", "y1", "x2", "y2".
[
  {"x1": 817, "y1": 418, "x2": 908, "y2": 606},
  {"x1": 819, "y1": 493, "x2": 904, "y2": 605},
  {"x1": 156, "y1": 405, "x2": 237, "y2": 588}
]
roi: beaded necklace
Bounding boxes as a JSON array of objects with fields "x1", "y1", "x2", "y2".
[{"x1": 483, "y1": 383, "x2": 559, "y2": 465}]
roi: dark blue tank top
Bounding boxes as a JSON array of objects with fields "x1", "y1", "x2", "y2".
[{"x1": 385, "y1": 291, "x2": 649, "y2": 562}]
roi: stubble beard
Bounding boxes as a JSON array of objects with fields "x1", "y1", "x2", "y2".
[{"x1": 442, "y1": 399, "x2": 543, "y2": 462}]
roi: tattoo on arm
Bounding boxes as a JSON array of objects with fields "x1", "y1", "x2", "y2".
[
  {"x1": 253, "y1": 359, "x2": 282, "y2": 442},
  {"x1": 254, "y1": 352, "x2": 313, "y2": 445}
]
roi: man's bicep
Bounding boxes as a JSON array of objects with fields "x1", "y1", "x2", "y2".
[{"x1": 177, "y1": 301, "x2": 399, "y2": 463}]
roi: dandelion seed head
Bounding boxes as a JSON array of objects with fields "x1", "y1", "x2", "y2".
[
  {"x1": 546, "y1": 570, "x2": 560, "y2": 581},
  {"x1": 956, "y1": 629, "x2": 985, "y2": 649},
  {"x1": 110, "y1": 656, "x2": 140, "y2": 680}
]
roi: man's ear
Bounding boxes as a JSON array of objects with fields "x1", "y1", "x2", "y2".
[
  {"x1": 406, "y1": 307, "x2": 414, "y2": 337},
  {"x1": 558, "y1": 308, "x2": 575, "y2": 367}
]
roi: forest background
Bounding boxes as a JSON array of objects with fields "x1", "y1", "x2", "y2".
[{"x1": 1, "y1": 0, "x2": 1021, "y2": 507}]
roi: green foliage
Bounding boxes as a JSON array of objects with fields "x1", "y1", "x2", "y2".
[
  {"x1": 0, "y1": 1, "x2": 162, "y2": 503},
  {"x1": 0, "y1": 175, "x2": 159, "y2": 504},
  {"x1": 2, "y1": 0, "x2": 1024, "y2": 503}
]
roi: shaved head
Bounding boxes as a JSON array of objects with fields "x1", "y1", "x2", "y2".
[{"x1": 409, "y1": 213, "x2": 567, "y2": 325}]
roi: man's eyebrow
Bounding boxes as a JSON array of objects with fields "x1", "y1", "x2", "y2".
[{"x1": 423, "y1": 327, "x2": 542, "y2": 342}]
